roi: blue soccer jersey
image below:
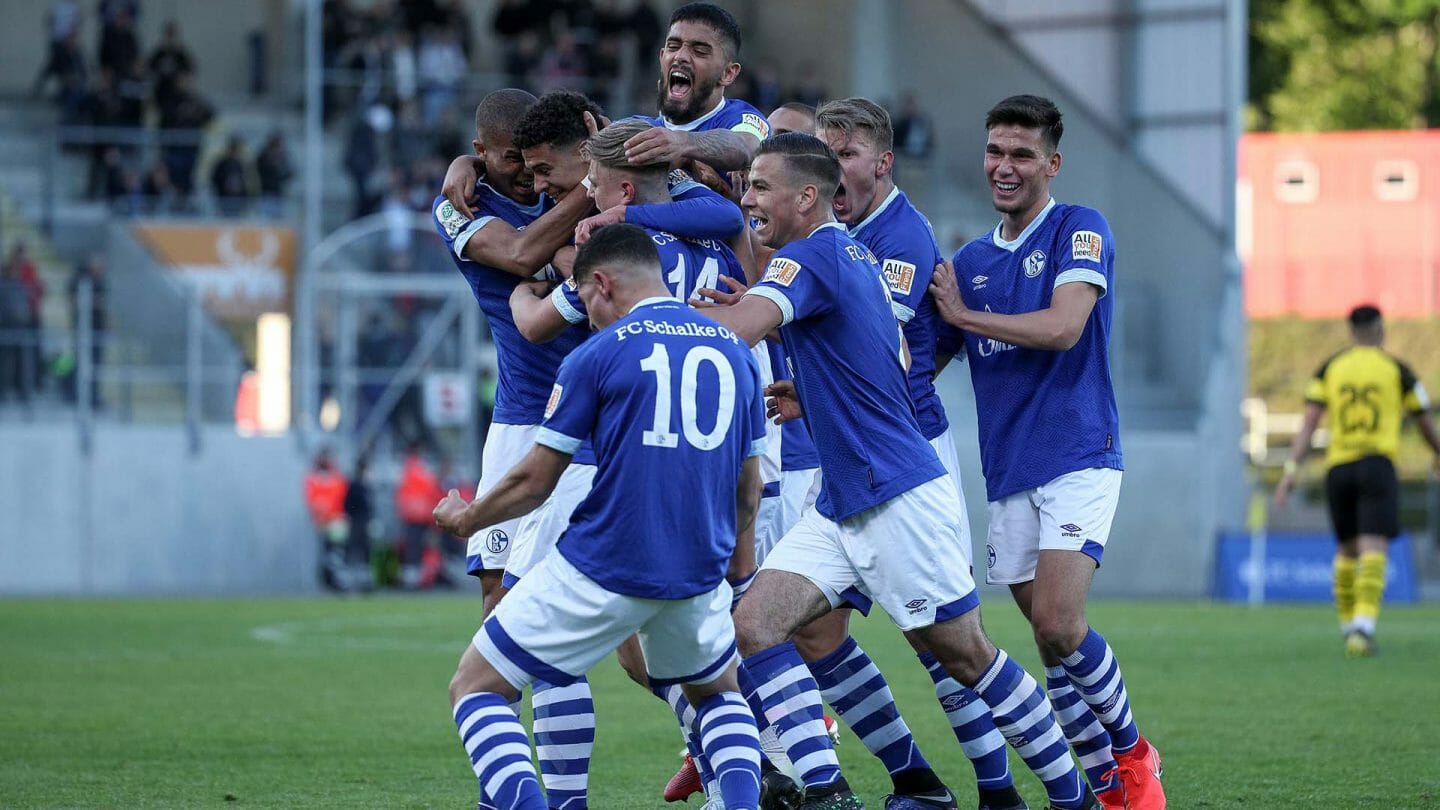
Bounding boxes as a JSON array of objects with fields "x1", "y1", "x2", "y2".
[
  {"x1": 548, "y1": 229, "x2": 744, "y2": 324},
  {"x1": 537, "y1": 299, "x2": 767, "y2": 599},
  {"x1": 849, "y1": 187, "x2": 948, "y2": 441},
  {"x1": 434, "y1": 183, "x2": 589, "y2": 425},
  {"x1": 952, "y1": 199, "x2": 1124, "y2": 501},
  {"x1": 637, "y1": 97, "x2": 770, "y2": 140},
  {"x1": 746, "y1": 222, "x2": 944, "y2": 521}
]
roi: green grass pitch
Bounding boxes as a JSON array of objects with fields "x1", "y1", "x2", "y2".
[{"x1": 3, "y1": 597, "x2": 1438, "y2": 808}]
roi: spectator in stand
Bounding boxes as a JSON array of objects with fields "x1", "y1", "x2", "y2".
[
  {"x1": 416, "y1": 27, "x2": 467, "y2": 125},
  {"x1": 211, "y1": 134, "x2": 252, "y2": 217},
  {"x1": 86, "y1": 71, "x2": 128, "y2": 197},
  {"x1": 255, "y1": 131, "x2": 293, "y2": 218},
  {"x1": 390, "y1": 100, "x2": 430, "y2": 171},
  {"x1": 395, "y1": 443, "x2": 444, "y2": 590},
  {"x1": 304, "y1": 448, "x2": 351, "y2": 591},
  {"x1": 147, "y1": 20, "x2": 194, "y2": 111},
  {"x1": 388, "y1": 29, "x2": 418, "y2": 107},
  {"x1": 141, "y1": 158, "x2": 175, "y2": 212},
  {"x1": 158, "y1": 71, "x2": 215, "y2": 207},
  {"x1": 0, "y1": 261, "x2": 32, "y2": 405},
  {"x1": 892, "y1": 92, "x2": 934, "y2": 161},
  {"x1": 344, "y1": 105, "x2": 385, "y2": 219},
  {"x1": 7, "y1": 244, "x2": 45, "y2": 397},
  {"x1": 493, "y1": 0, "x2": 549, "y2": 85},
  {"x1": 66, "y1": 254, "x2": 108, "y2": 408},
  {"x1": 33, "y1": 2, "x2": 82, "y2": 98},
  {"x1": 537, "y1": 29, "x2": 588, "y2": 94},
  {"x1": 381, "y1": 167, "x2": 415, "y2": 259},
  {"x1": 790, "y1": 60, "x2": 827, "y2": 108},
  {"x1": 342, "y1": 455, "x2": 377, "y2": 592},
  {"x1": 98, "y1": 6, "x2": 140, "y2": 78},
  {"x1": 115, "y1": 59, "x2": 148, "y2": 126}
]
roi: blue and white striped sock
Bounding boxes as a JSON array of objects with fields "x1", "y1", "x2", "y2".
[
  {"x1": 809, "y1": 636, "x2": 929, "y2": 775},
  {"x1": 1061, "y1": 629, "x2": 1139, "y2": 754},
  {"x1": 1046, "y1": 666, "x2": 1119, "y2": 793},
  {"x1": 533, "y1": 678, "x2": 595, "y2": 810},
  {"x1": 740, "y1": 642, "x2": 842, "y2": 790},
  {"x1": 918, "y1": 651, "x2": 1013, "y2": 790},
  {"x1": 696, "y1": 692, "x2": 763, "y2": 810},
  {"x1": 656, "y1": 683, "x2": 719, "y2": 795},
  {"x1": 975, "y1": 650, "x2": 1088, "y2": 810},
  {"x1": 453, "y1": 692, "x2": 547, "y2": 810}
]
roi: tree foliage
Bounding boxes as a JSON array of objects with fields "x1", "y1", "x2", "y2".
[{"x1": 1249, "y1": 0, "x2": 1440, "y2": 130}]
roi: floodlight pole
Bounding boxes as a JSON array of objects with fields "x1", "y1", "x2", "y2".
[{"x1": 297, "y1": 0, "x2": 324, "y2": 449}]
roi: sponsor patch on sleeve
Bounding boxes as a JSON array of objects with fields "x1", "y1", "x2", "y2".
[
  {"x1": 762, "y1": 257, "x2": 802, "y2": 287},
  {"x1": 436, "y1": 200, "x2": 469, "y2": 239},
  {"x1": 882, "y1": 259, "x2": 917, "y2": 296},
  {"x1": 738, "y1": 112, "x2": 771, "y2": 139},
  {"x1": 544, "y1": 384, "x2": 563, "y2": 419},
  {"x1": 1071, "y1": 230, "x2": 1103, "y2": 262}
]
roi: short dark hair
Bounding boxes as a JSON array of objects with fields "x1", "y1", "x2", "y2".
[
  {"x1": 512, "y1": 90, "x2": 606, "y2": 151},
  {"x1": 474, "y1": 88, "x2": 536, "y2": 144},
  {"x1": 985, "y1": 94, "x2": 1064, "y2": 152},
  {"x1": 753, "y1": 132, "x2": 841, "y2": 199},
  {"x1": 775, "y1": 101, "x2": 816, "y2": 119},
  {"x1": 670, "y1": 2, "x2": 742, "y2": 59},
  {"x1": 1348, "y1": 304, "x2": 1382, "y2": 329},
  {"x1": 573, "y1": 224, "x2": 662, "y2": 284}
]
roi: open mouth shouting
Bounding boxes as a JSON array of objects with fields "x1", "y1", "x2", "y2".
[{"x1": 666, "y1": 65, "x2": 694, "y2": 104}]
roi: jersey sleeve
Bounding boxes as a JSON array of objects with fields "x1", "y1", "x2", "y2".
[
  {"x1": 873, "y1": 226, "x2": 942, "y2": 324},
  {"x1": 1054, "y1": 208, "x2": 1114, "y2": 297},
  {"x1": 1399, "y1": 360, "x2": 1431, "y2": 413},
  {"x1": 548, "y1": 278, "x2": 587, "y2": 325},
  {"x1": 744, "y1": 247, "x2": 833, "y2": 326},
  {"x1": 728, "y1": 102, "x2": 771, "y2": 140},
  {"x1": 935, "y1": 322, "x2": 966, "y2": 359},
  {"x1": 536, "y1": 347, "x2": 600, "y2": 455},
  {"x1": 433, "y1": 195, "x2": 496, "y2": 261},
  {"x1": 1304, "y1": 357, "x2": 1332, "y2": 406},
  {"x1": 628, "y1": 177, "x2": 745, "y2": 240}
]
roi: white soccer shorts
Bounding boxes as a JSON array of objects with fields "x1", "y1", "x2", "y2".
[
  {"x1": 984, "y1": 467, "x2": 1123, "y2": 585},
  {"x1": 474, "y1": 551, "x2": 738, "y2": 689},
  {"x1": 503, "y1": 462, "x2": 597, "y2": 586},
  {"x1": 466, "y1": 422, "x2": 539, "y2": 574},
  {"x1": 930, "y1": 427, "x2": 975, "y2": 569},
  {"x1": 755, "y1": 467, "x2": 822, "y2": 565},
  {"x1": 760, "y1": 474, "x2": 979, "y2": 631}
]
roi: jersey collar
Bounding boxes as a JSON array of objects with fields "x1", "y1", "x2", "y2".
[
  {"x1": 990, "y1": 197, "x2": 1056, "y2": 253},
  {"x1": 807, "y1": 220, "x2": 846, "y2": 238},
  {"x1": 661, "y1": 97, "x2": 727, "y2": 131},
  {"x1": 629, "y1": 296, "x2": 676, "y2": 313},
  {"x1": 847, "y1": 185, "x2": 901, "y2": 236}
]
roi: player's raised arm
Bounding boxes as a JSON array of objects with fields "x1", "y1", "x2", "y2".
[
  {"x1": 458, "y1": 190, "x2": 593, "y2": 277},
  {"x1": 509, "y1": 279, "x2": 577, "y2": 344},
  {"x1": 433, "y1": 443, "x2": 571, "y2": 538}
]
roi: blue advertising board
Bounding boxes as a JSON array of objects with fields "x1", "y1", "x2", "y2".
[{"x1": 1212, "y1": 532, "x2": 1418, "y2": 603}]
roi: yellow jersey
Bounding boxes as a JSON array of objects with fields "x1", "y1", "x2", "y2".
[{"x1": 1305, "y1": 346, "x2": 1430, "y2": 467}]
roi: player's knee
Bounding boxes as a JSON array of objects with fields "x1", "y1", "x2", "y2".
[
  {"x1": 791, "y1": 611, "x2": 847, "y2": 662},
  {"x1": 615, "y1": 640, "x2": 649, "y2": 688},
  {"x1": 1030, "y1": 609, "x2": 1087, "y2": 658},
  {"x1": 733, "y1": 600, "x2": 787, "y2": 656},
  {"x1": 913, "y1": 615, "x2": 998, "y2": 686}
]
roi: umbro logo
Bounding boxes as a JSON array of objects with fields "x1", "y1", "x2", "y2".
[
  {"x1": 905, "y1": 598, "x2": 928, "y2": 614},
  {"x1": 1059, "y1": 523, "x2": 1082, "y2": 538},
  {"x1": 971, "y1": 274, "x2": 988, "y2": 288}
]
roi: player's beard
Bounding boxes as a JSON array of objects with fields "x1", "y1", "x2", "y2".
[{"x1": 657, "y1": 73, "x2": 720, "y2": 124}]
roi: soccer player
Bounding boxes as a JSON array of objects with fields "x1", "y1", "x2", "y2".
[
  {"x1": 432, "y1": 89, "x2": 599, "y2": 810},
  {"x1": 626, "y1": 2, "x2": 769, "y2": 172},
  {"x1": 805, "y1": 96, "x2": 1023, "y2": 810},
  {"x1": 927, "y1": 95, "x2": 1165, "y2": 810},
  {"x1": 1275, "y1": 304, "x2": 1440, "y2": 656},
  {"x1": 435, "y1": 223, "x2": 769, "y2": 810},
  {"x1": 702, "y1": 132, "x2": 1099, "y2": 810}
]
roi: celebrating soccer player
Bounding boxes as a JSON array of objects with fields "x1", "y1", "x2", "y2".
[
  {"x1": 928, "y1": 95, "x2": 1165, "y2": 810},
  {"x1": 700, "y1": 132, "x2": 1100, "y2": 810}
]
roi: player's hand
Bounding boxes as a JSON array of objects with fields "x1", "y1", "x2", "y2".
[
  {"x1": 625, "y1": 127, "x2": 688, "y2": 167},
  {"x1": 576, "y1": 205, "x2": 626, "y2": 245},
  {"x1": 764, "y1": 380, "x2": 803, "y2": 424},
  {"x1": 694, "y1": 274, "x2": 749, "y2": 308},
  {"x1": 551, "y1": 245, "x2": 577, "y2": 279},
  {"x1": 511, "y1": 279, "x2": 552, "y2": 307},
  {"x1": 928, "y1": 259, "x2": 969, "y2": 327},
  {"x1": 1273, "y1": 472, "x2": 1295, "y2": 509},
  {"x1": 433, "y1": 489, "x2": 473, "y2": 536},
  {"x1": 684, "y1": 160, "x2": 746, "y2": 205},
  {"x1": 442, "y1": 155, "x2": 484, "y2": 219}
]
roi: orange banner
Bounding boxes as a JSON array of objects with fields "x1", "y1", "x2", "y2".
[{"x1": 133, "y1": 223, "x2": 296, "y2": 321}]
